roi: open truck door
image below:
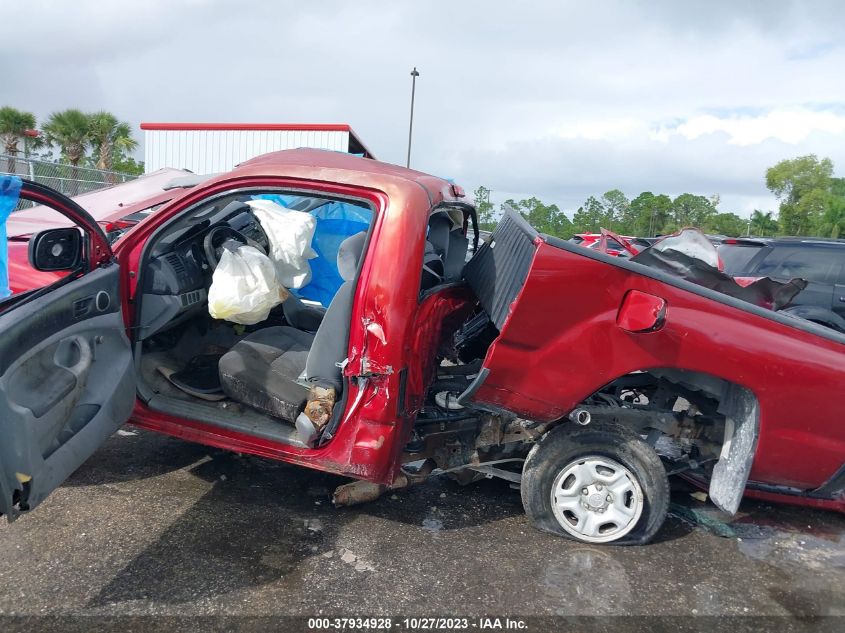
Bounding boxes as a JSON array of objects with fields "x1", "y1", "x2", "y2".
[{"x1": 0, "y1": 177, "x2": 135, "y2": 521}]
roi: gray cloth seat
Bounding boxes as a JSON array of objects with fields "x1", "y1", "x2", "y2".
[
  {"x1": 217, "y1": 326, "x2": 312, "y2": 423},
  {"x1": 218, "y1": 231, "x2": 367, "y2": 423},
  {"x1": 282, "y1": 294, "x2": 326, "y2": 332},
  {"x1": 420, "y1": 212, "x2": 469, "y2": 290}
]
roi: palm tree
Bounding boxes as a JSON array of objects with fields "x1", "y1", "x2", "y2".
[
  {"x1": 42, "y1": 109, "x2": 91, "y2": 195},
  {"x1": 88, "y1": 111, "x2": 138, "y2": 177},
  {"x1": 818, "y1": 197, "x2": 845, "y2": 239},
  {"x1": 0, "y1": 106, "x2": 37, "y2": 174},
  {"x1": 749, "y1": 210, "x2": 779, "y2": 236}
]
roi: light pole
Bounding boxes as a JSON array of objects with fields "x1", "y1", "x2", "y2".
[{"x1": 406, "y1": 67, "x2": 419, "y2": 168}]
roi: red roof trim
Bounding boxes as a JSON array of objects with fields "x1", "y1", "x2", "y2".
[{"x1": 140, "y1": 122, "x2": 352, "y2": 132}]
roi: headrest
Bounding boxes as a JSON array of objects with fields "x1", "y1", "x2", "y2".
[
  {"x1": 427, "y1": 214, "x2": 452, "y2": 258},
  {"x1": 337, "y1": 231, "x2": 367, "y2": 281}
]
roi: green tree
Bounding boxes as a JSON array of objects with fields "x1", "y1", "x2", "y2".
[
  {"x1": 818, "y1": 196, "x2": 845, "y2": 238},
  {"x1": 111, "y1": 155, "x2": 145, "y2": 177},
  {"x1": 710, "y1": 212, "x2": 748, "y2": 237},
  {"x1": 749, "y1": 210, "x2": 779, "y2": 237},
  {"x1": 669, "y1": 193, "x2": 717, "y2": 231},
  {"x1": 629, "y1": 192, "x2": 673, "y2": 236},
  {"x1": 42, "y1": 109, "x2": 91, "y2": 194},
  {"x1": 88, "y1": 111, "x2": 138, "y2": 175},
  {"x1": 473, "y1": 185, "x2": 496, "y2": 231},
  {"x1": 504, "y1": 197, "x2": 572, "y2": 238},
  {"x1": 571, "y1": 196, "x2": 605, "y2": 233},
  {"x1": 0, "y1": 106, "x2": 37, "y2": 173},
  {"x1": 599, "y1": 189, "x2": 631, "y2": 233},
  {"x1": 766, "y1": 155, "x2": 834, "y2": 235},
  {"x1": 818, "y1": 177, "x2": 845, "y2": 238},
  {"x1": 42, "y1": 109, "x2": 91, "y2": 166}
]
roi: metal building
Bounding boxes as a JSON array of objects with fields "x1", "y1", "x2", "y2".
[{"x1": 140, "y1": 123, "x2": 375, "y2": 174}]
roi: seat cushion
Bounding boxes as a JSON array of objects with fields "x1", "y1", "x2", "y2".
[{"x1": 218, "y1": 326, "x2": 313, "y2": 423}]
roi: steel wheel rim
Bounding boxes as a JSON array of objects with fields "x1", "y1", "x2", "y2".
[{"x1": 550, "y1": 455, "x2": 644, "y2": 543}]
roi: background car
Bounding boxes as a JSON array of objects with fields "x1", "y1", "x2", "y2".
[
  {"x1": 570, "y1": 231, "x2": 641, "y2": 257},
  {"x1": 718, "y1": 237, "x2": 845, "y2": 332},
  {"x1": 6, "y1": 169, "x2": 209, "y2": 293}
]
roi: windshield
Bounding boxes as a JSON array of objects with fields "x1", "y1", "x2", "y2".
[{"x1": 718, "y1": 244, "x2": 764, "y2": 274}]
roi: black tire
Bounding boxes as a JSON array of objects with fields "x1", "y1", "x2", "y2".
[{"x1": 521, "y1": 423, "x2": 669, "y2": 545}]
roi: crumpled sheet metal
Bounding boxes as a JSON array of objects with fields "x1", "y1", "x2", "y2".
[{"x1": 632, "y1": 228, "x2": 807, "y2": 310}]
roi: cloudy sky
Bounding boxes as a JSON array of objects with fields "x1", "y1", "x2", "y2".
[{"x1": 4, "y1": 0, "x2": 845, "y2": 217}]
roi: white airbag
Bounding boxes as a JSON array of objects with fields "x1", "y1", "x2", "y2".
[{"x1": 247, "y1": 199, "x2": 317, "y2": 289}]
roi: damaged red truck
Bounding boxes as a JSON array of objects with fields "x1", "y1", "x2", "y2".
[{"x1": 1, "y1": 150, "x2": 844, "y2": 545}]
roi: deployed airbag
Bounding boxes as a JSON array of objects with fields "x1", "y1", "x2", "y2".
[
  {"x1": 246, "y1": 199, "x2": 316, "y2": 289},
  {"x1": 208, "y1": 242, "x2": 288, "y2": 324}
]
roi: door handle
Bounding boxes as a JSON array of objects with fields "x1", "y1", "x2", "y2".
[
  {"x1": 54, "y1": 336, "x2": 93, "y2": 378},
  {"x1": 839, "y1": 296, "x2": 845, "y2": 303},
  {"x1": 72, "y1": 297, "x2": 94, "y2": 319}
]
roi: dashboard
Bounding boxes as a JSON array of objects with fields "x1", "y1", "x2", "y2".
[
  {"x1": 144, "y1": 201, "x2": 270, "y2": 296},
  {"x1": 138, "y1": 200, "x2": 271, "y2": 338}
]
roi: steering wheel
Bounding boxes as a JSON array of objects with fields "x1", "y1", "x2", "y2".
[{"x1": 203, "y1": 225, "x2": 265, "y2": 270}]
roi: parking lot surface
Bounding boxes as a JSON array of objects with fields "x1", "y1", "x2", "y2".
[{"x1": 1, "y1": 427, "x2": 843, "y2": 630}]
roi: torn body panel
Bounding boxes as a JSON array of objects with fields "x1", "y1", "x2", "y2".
[{"x1": 631, "y1": 228, "x2": 807, "y2": 310}]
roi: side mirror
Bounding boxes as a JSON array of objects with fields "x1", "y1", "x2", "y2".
[{"x1": 28, "y1": 227, "x2": 82, "y2": 272}]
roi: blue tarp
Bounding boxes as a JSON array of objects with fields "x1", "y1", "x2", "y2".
[
  {"x1": 299, "y1": 202, "x2": 372, "y2": 306},
  {"x1": 0, "y1": 176, "x2": 22, "y2": 299}
]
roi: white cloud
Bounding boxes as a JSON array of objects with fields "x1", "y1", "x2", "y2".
[
  {"x1": 553, "y1": 118, "x2": 642, "y2": 141},
  {"x1": 655, "y1": 108, "x2": 845, "y2": 145},
  {"x1": 4, "y1": 0, "x2": 845, "y2": 218}
]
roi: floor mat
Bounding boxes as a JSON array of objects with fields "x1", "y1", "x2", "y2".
[{"x1": 158, "y1": 353, "x2": 225, "y2": 401}]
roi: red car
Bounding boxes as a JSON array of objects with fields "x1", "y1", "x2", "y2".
[
  {"x1": 5, "y1": 168, "x2": 207, "y2": 293},
  {"x1": 571, "y1": 231, "x2": 643, "y2": 257},
  {"x1": 1, "y1": 150, "x2": 843, "y2": 545}
]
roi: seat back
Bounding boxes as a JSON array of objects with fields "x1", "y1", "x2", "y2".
[
  {"x1": 427, "y1": 214, "x2": 452, "y2": 260},
  {"x1": 427, "y1": 211, "x2": 468, "y2": 282},
  {"x1": 304, "y1": 231, "x2": 367, "y2": 390},
  {"x1": 444, "y1": 230, "x2": 469, "y2": 280}
]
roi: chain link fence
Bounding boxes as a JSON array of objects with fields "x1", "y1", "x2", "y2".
[{"x1": 0, "y1": 153, "x2": 137, "y2": 206}]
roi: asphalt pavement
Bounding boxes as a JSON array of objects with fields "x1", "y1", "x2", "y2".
[{"x1": 0, "y1": 427, "x2": 843, "y2": 632}]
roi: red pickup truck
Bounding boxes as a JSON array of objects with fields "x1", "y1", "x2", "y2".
[{"x1": 1, "y1": 150, "x2": 843, "y2": 545}]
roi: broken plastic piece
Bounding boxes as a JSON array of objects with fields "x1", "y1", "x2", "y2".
[
  {"x1": 304, "y1": 385, "x2": 336, "y2": 431},
  {"x1": 295, "y1": 412, "x2": 320, "y2": 447}
]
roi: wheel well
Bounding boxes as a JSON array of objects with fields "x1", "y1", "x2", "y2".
[{"x1": 576, "y1": 369, "x2": 759, "y2": 486}]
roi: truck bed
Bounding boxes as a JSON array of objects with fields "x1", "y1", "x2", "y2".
[
  {"x1": 465, "y1": 207, "x2": 845, "y2": 347},
  {"x1": 460, "y1": 207, "x2": 845, "y2": 493}
]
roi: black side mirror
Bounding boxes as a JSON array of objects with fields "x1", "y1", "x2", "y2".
[{"x1": 28, "y1": 227, "x2": 82, "y2": 272}]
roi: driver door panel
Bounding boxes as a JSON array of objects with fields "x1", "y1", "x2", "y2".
[{"x1": 0, "y1": 264, "x2": 135, "y2": 519}]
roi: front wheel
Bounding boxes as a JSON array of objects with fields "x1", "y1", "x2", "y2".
[{"x1": 521, "y1": 424, "x2": 669, "y2": 545}]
